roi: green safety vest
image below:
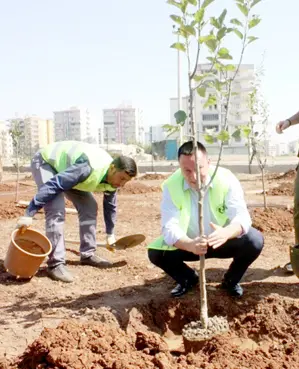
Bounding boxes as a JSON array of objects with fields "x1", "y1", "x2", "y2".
[
  {"x1": 41, "y1": 141, "x2": 116, "y2": 192},
  {"x1": 148, "y1": 166, "x2": 231, "y2": 251}
]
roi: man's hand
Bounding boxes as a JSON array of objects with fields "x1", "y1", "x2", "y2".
[
  {"x1": 276, "y1": 120, "x2": 291, "y2": 134},
  {"x1": 106, "y1": 234, "x2": 116, "y2": 246},
  {"x1": 189, "y1": 236, "x2": 208, "y2": 256},
  {"x1": 208, "y1": 223, "x2": 230, "y2": 249},
  {"x1": 16, "y1": 216, "x2": 33, "y2": 233}
]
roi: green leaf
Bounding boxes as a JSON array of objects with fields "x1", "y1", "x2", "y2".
[
  {"x1": 251, "y1": 0, "x2": 261, "y2": 7},
  {"x1": 205, "y1": 39, "x2": 217, "y2": 52},
  {"x1": 214, "y1": 79, "x2": 223, "y2": 92},
  {"x1": 181, "y1": 0, "x2": 188, "y2": 13},
  {"x1": 202, "y1": 0, "x2": 215, "y2": 8},
  {"x1": 167, "y1": 0, "x2": 183, "y2": 10},
  {"x1": 230, "y1": 18, "x2": 243, "y2": 26},
  {"x1": 217, "y1": 130, "x2": 230, "y2": 142},
  {"x1": 174, "y1": 110, "x2": 187, "y2": 124},
  {"x1": 206, "y1": 56, "x2": 215, "y2": 63},
  {"x1": 247, "y1": 36, "x2": 259, "y2": 44},
  {"x1": 218, "y1": 47, "x2": 232, "y2": 60},
  {"x1": 199, "y1": 34, "x2": 215, "y2": 43},
  {"x1": 194, "y1": 8, "x2": 205, "y2": 23},
  {"x1": 170, "y1": 42, "x2": 186, "y2": 52},
  {"x1": 193, "y1": 74, "x2": 204, "y2": 82},
  {"x1": 204, "y1": 95, "x2": 217, "y2": 108},
  {"x1": 204, "y1": 134, "x2": 215, "y2": 144},
  {"x1": 170, "y1": 14, "x2": 183, "y2": 25},
  {"x1": 218, "y1": 9, "x2": 227, "y2": 25},
  {"x1": 187, "y1": 0, "x2": 197, "y2": 5},
  {"x1": 182, "y1": 25, "x2": 196, "y2": 36},
  {"x1": 237, "y1": 3, "x2": 249, "y2": 16},
  {"x1": 210, "y1": 17, "x2": 220, "y2": 29},
  {"x1": 242, "y1": 126, "x2": 251, "y2": 138},
  {"x1": 233, "y1": 28, "x2": 243, "y2": 39},
  {"x1": 197, "y1": 87, "x2": 206, "y2": 97},
  {"x1": 162, "y1": 124, "x2": 176, "y2": 132},
  {"x1": 232, "y1": 128, "x2": 241, "y2": 139},
  {"x1": 193, "y1": 72, "x2": 214, "y2": 82},
  {"x1": 217, "y1": 27, "x2": 227, "y2": 40},
  {"x1": 249, "y1": 17, "x2": 261, "y2": 29},
  {"x1": 223, "y1": 64, "x2": 236, "y2": 71}
]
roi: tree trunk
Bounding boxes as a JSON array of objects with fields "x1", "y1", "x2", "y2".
[
  {"x1": 261, "y1": 166, "x2": 267, "y2": 209},
  {"x1": 248, "y1": 137, "x2": 252, "y2": 174},
  {"x1": 15, "y1": 147, "x2": 20, "y2": 202},
  {"x1": 199, "y1": 188, "x2": 208, "y2": 328}
]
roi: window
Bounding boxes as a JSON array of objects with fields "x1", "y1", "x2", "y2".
[{"x1": 202, "y1": 114, "x2": 219, "y2": 121}]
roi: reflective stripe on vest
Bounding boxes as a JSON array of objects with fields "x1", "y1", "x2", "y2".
[
  {"x1": 41, "y1": 141, "x2": 115, "y2": 192},
  {"x1": 147, "y1": 166, "x2": 230, "y2": 251}
]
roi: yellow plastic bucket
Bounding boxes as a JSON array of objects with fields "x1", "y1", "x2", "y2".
[{"x1": 4, "y1": 228, "x2": 52, "y2": 279}]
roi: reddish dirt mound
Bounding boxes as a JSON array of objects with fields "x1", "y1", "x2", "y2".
[
  {"x1": 139, "y1": 173, "x2": 169, "y2": 181},
  {"x1": 267, "y1": 182, "x2": 294, "y2": 196},
  {"x1": 251, "y1": 207, "x2": 293, "y2": 232},
  {"x1": 119, "y1": 181, "x2": 161, "y2": 195},
  {"x1": 7, "y1": 294, "x2": 299, "y2": 369},
  {"x1": 13, "y1": 320, "x2": 167, "y2": 369},
  {"x1": 269, "y1": 169, "x2": 296, "y2": 182},
  {"x1": 0, "y1": 202, "x2": 27, "y2": 220}
]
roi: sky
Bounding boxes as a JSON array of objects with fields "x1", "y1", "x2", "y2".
[{"x1": 0, "y1": 0, "x2": 298, "y2": 141}]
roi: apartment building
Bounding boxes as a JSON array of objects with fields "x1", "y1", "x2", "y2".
[
  {"x1": 103, "y1": 105, "x2": 144, "y2": 145},
  {"x1": 170, "y1": 63, "x2": 254, "y2": 154},
  {"x1": 8, "y1": 117, "x2": 53, "y2": 158},
  {"x1": 54, "y1": 106, "x2": 92, "y2": 143},
  {"x1": 0, "y1": 121, "x2": 13, "y2": 159}
]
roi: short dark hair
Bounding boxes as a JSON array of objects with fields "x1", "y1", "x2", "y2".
[
  {"x1": 178, "y1": 141, "x2": 207, "y2": 159},
  {"x1": 112, "y1": 156, "x2": 137, "y2": 177}
]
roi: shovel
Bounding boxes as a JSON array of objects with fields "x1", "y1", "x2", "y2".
[{"x1": 65, "y1": 234, "x2": 146, "y2": 252}]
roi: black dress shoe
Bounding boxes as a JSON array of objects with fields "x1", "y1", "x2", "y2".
[
  {"x1": 221, "y1": 280, "x2": 243, "y2": 298},
  {"x1": 171, "y1": 277, "x2": 199, "y2": 297}
]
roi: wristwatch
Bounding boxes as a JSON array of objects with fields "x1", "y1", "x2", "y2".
[{"x1": 286, "y1": 119, "x2": 292, "y2": 127}]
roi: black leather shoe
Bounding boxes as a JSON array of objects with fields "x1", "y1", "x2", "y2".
[
  {"x1": 171, "y1": 277, "x2": 199, "y2": 297},
  {"x1": 221, "y1": 280, "x2": 243, "y2": 298}
]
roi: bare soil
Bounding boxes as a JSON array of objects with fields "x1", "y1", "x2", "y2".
[
  {"x1": 266, "y1": 182, "x2": 294, "y2": 196},
  {"x1": 0, "y1": 170, "x2": 298, "y2": 369},
  {"x1": 139, "y1": 173, "x2": 169, "y2": 181}
]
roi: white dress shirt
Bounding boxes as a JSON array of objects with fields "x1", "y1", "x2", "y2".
[{"x1": 161, "y1": 170, "x2": 252, "y2": 246}]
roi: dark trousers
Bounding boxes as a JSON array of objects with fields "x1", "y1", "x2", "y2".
[{"x1": 148, "y1": 227, "x2": 264, "y2": 286}]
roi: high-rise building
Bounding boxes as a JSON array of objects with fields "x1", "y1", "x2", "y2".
[
  {"x1": 170, "y1": 63, "x2": 254, "y2": 154},
  {"x1": 103, "y1": 105, "x2": 144, "y2": 145},
  {"x1": 8, "y1": 117, "x2": 54, "y2": 158},
  {"x1": 54, "y1": 106, "x2": 93, "y2": 143},
  {"x1": 0, "y1": 121, "x2": 13, "y2": 159}
]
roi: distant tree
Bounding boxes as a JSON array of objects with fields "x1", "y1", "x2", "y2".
[{"x1": 9, "y1": 120, "x2": 23, "y2": 202}]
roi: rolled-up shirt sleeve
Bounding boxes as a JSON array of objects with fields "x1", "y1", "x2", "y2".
[
  {"x1": 225, "y1": 173, "x2": 252, "y2": 234},
  {"x1": 161, "y1": 187, "x2": 186, "y2": 246}
]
